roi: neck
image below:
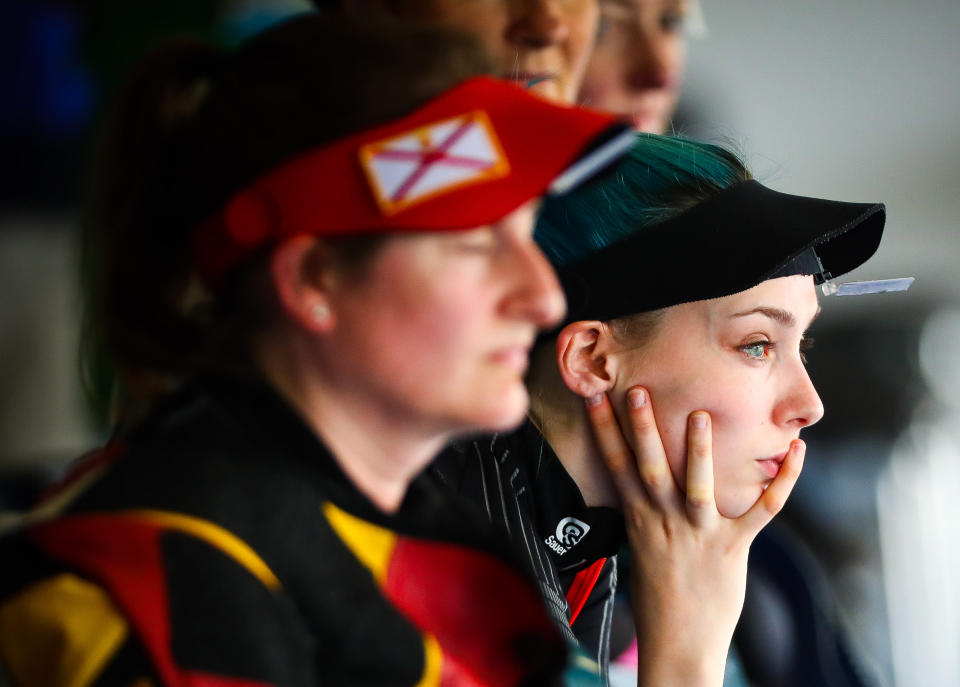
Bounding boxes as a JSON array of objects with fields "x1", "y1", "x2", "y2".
[
  {"x1": 530, "y1": 383, "x2": 621, "y2": 509},
  {"x1": 256, "y1": 337, "x2": 446, "y2": 515}
]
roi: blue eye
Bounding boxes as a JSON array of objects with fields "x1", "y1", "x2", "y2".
[{"x1": 740, "y1": 341, "x2": 773, "y2": 360}]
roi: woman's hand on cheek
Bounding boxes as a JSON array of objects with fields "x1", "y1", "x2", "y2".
[{"x1": 585, "y1": 386, "x2": 805, "y2": 687}]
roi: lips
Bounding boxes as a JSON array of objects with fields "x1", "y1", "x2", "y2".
[
  {"x1": 756, "y1": 452, "x2": 787, "y2": 480},
  {"x1": 489, "y1": 345, "x2": 531, "y2": 374}
]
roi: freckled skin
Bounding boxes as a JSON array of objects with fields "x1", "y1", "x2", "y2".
[
  {"x1": 321, "y1": 202, "x2": 566, "y2": 436},
  {"x1": 610, "y1": 276, "x2": 824, "y2": 517}
]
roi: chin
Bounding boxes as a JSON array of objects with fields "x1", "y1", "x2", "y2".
[
  {"x1": 471, "y1": 384, "x2": 530, "y2": 434},
  {"x1": 716, "y1": 487, "x2": 765, "y2": 519},
  {"x1": 717, "y1": 504, "x2": 748, "y2": 519},
  {"x1": 443, "y1": 384, "x2": 529, "y2": 439}
]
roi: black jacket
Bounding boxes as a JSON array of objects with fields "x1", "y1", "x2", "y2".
[
  {"x1": 431, "y1": 421, "x2": 625, "y2": 679},
  {"x1": 0, "y1": 375, "x2": 570, "y2": 686}
]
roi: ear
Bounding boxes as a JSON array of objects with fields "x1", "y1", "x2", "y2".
[
  {"x1": 555, "y1": 321, "x2": 617, "y2": 399},
  {"x1": 269, "y1": 235, "x2": 336, "y2": 334}
]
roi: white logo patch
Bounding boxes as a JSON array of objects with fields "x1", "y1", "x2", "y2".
[
  {"x1": 544, "y1": 517, "x2": 591, "y2": 556},
  {"x1": 359, "y1": 110, "x2": 510, "y2": 215}
]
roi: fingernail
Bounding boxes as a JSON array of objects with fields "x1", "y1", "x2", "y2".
[
  {"x1": 586, "y1": 394, "x2": 603, "y2": 407},
  {"x1": 628, "y1": 388, "x2": 646, "y2": 408},
  {"x1": 691, "y1": 412, "x2": 708, "y2": 429}
]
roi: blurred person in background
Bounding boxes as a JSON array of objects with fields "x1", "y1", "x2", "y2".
[
  {"x1": 0, "y1": 14, "x2": 640, "y2": 685},
  {"x1": 578, "y1": 0, "x2": 692, "y2": 133},
  {"x1": 312, "y1": 0, "x2": 599, "y2": 103}
]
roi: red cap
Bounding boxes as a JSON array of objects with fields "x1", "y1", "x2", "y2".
[{"x1": 192, "y1": 76, "x2": 629, "y2": 288}]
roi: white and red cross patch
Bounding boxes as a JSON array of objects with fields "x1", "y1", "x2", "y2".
[{"x1": 358, "y1": 110, "x2": 510, "y2": 216}]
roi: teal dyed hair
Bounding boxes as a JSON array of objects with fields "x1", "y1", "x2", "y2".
[{"x1": 535, "y1": 133, "x2": 752, "y2": 268}]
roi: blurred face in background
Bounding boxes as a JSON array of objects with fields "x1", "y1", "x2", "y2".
[
  {"x1": 578, "y1": 0, "x2": 688, "y2": 132},
  {"x1": 350, "y1": 0, "x2": 599, "y2": 103}
]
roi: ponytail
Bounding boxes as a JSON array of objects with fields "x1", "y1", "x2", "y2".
[{"x1": 82, "y1": 40, "x2": 227, "y2": 410}]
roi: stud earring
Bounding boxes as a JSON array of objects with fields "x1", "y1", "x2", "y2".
[{"x1": 310, "y1": 303, "x2": 329, "y2": 323}]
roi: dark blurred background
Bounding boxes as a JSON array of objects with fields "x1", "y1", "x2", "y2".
[{"x1": 2, "y1": 2, "x2": 957, "y2": 685}]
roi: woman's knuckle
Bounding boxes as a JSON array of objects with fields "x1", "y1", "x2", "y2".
[
  {"x1": 605, "y1": 449, "x2": 632, "y2": 471},
  {"x1": 640, "y1": 468, "x2": 665, "y2": 491},
  {"x1": 658, "y1": 518, "x2": 676, "y2": 540},
  {"x1": 626, "y1": 507, "x2": 650, "y2": 532},
  {"x1": 689, "y1": 443, "x2": 709, "y2": 462}
]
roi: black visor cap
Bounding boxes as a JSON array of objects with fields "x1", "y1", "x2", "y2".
[{"x1": 556, "y1": 180, "x2": 886, "y2": 324}]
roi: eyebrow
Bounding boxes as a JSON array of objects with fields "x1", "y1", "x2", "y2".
[{"x1": 730, "y1": 306, "x2": 820, "y2": 329}]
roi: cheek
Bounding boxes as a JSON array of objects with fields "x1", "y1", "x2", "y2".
[
  {"x1": 342, "y1": 259, "x2": 483, "y2": 385},
  {"x1": 568, "y1": 6, "x2": 599, "y2": 62},
  {"x1": 378, "y1": 280, "x2": 485, "y2": 374},
  {"x1": 414, "y1": 4, "x2": 507, "y2": 54},
  {"x1": 581, "y1": 52, "x2": 619, "y2": 96},
  {"x1": 647, "y1": 385, "x2": 699, "y2": 485},
  {"x1": 685, "y1": 381, "x2": 774, "y2": 507},
  {"x1": 656, "y1": 410, "x2": 689, "y2": 486},
  {"x1": 559, "y1": 13, "x2": 599, "y2": 100},
  {"x1": 705, "y1": 376, "x2": 772, "y2": 438},
  {"x1": 708, "y1": 386, "x2": 778, "y2": 489},
  {"x1": 648, "y1": 372, "x2": 761, "y2": 486},
  {"x1": 661, "y1": 39, "x2": 687, "y2": 85}
]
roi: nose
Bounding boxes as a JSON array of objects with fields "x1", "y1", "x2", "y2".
[
  {"x1": 625, "y1": 32, "x2": 675, "y2": 91},
  {"x1": 774, "y1": 363, "x2": 825, "y2": 430},
  {"x1": 503, "y1": 239, "x2": 567, "y2": 328},
  {"x1": 505, "y1": 0, "x2": 569, "y2": 49}
]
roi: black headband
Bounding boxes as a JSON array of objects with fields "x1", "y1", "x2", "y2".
[{"x1": 556, "y1": 180, "x2": 885, "y2": 324}]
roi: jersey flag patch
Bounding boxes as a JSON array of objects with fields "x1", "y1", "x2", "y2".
[{"x1": 359, "y1": 110, "x2": 510, "y2": 216}]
